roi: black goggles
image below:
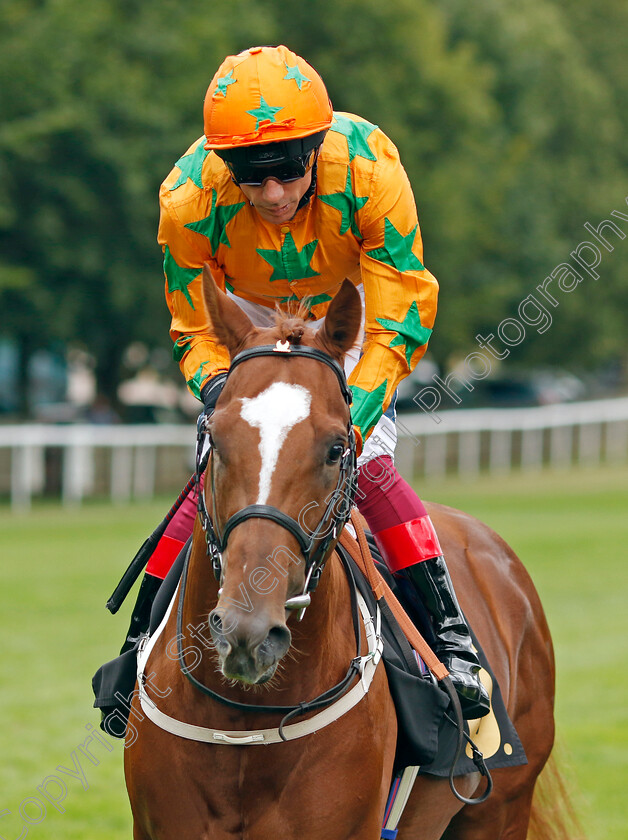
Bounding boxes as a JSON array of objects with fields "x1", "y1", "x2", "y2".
[{"x1": 221, "y1": 148, "x2": 317, "y2": 187}]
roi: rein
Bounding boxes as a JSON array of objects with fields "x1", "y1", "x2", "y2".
[{"x1": 195, "y1": 340, "x2": 357, "y2": 612}]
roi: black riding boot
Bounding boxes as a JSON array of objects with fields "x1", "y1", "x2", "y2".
[{"x1": 399, "y1": 555, "x2": 490, "y2": 719}]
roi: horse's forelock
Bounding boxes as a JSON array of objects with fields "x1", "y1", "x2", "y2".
[{"x1": 272, "y1": 307, "x2": 313, "y2": 346}]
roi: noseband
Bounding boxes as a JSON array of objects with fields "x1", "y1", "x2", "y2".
[{"x1": 195, "y1": 340, "x2": 357, "y2": 615}]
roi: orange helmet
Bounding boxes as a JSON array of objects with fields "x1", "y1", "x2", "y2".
[{"x1": 203, "y1": 45, "x2": 333, "y2": 150}]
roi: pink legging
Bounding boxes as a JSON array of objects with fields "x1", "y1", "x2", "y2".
[{"x1": 355, "y1": 455, "x2": 427, "y2": 533}]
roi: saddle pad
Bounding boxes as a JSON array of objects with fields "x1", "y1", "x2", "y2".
[{"x1": 419, "y1": 623, "x2": 528, "y2": 777}]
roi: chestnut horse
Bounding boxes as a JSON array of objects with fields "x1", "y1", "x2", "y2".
[{"x1": 124, "y1": 269, "x2": 560, "y2": 839}]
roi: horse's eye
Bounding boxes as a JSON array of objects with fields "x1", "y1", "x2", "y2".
[{"x1": 327, "y1": 443, "x2": 345, "y2": 465}]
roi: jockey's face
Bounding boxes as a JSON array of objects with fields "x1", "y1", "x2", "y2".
[{"x1": 239, "y1": 170, "x2": 313, "y2": 225}]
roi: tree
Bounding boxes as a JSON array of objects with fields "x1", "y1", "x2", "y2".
[
  {"x1": 433, "y1": 0, "x2": 627, "y2": 374},
  {"x1": 0, "y1": 0, "x2": 274, "y2": 410}
]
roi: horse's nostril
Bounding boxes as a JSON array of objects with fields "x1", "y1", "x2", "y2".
[
  {"x1": 208, "y1": 609, "x2": 222, "y2": 635},
  {"x1": 208, "y1": 609, "x2": 231, "y2": 654},
  {"x1": 264, "y1": 625, "x2": 291, "y2": 657}
]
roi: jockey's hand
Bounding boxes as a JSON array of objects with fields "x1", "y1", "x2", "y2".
[{"x1": 201, "y1": 372, "x2": 228, "y2": 417}]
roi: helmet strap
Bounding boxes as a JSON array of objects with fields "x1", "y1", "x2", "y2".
[{"x1": 296, "y1": 150, "x2": 321, "y2": 212}]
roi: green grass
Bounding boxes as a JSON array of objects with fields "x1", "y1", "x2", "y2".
[{"x1": 1, "y1": 466, "x2": 627, "y2": 838}]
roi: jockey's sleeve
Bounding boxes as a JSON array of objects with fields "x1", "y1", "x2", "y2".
[
  {"x1": 348, "y1": 141, "x2": 439, "y2": 442},
  {"x1": 158, "y1": 168, "x2": 230, "y2": 401}
]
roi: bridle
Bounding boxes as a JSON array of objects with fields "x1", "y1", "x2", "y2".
[{"x1": 195, "y1": 339, "x2": 357, "y2": 616}]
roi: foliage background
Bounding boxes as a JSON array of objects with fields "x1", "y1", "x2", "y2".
[{"x1": 0, "y1": 0, "x2": 626, "y2": 412}]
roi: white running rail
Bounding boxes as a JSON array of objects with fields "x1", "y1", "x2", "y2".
[{"x1": 1, "y1": 397, "x2": 628, "y2": 510}]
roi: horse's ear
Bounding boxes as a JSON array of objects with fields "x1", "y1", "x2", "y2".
[
  {"x1": 314, "y1": 280, "x2": 362, "y2": 362},
  {"x1": 202, "y1": 263, "x2": 256, "y2": 358}
]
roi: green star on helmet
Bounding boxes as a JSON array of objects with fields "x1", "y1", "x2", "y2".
[
  {"x1": 283, "y1": 62, "x2": 310, "y2": 90},
  {"x1": 329, "y1": 114, "x2": 377, "y2": 162},
  {"x1": 164, "y1": 246, "x2": 199, "y2": 310},
  {"x1": 185, "y1": 190, "x2": 245, "y2": 254},
  {"x1": 170, "y1": 141, "x2": 210, "y2": 191},
  {"x1": 350, "y1": 379, "x2": 389, "y2": 440},
  {"x1": 247, "y1": 96, "x2": 284, "y2": 130},
  {"x1": 318, "y1": 166, "x2": 368, "y2": 237},
  {"x1": 376, "y1": 300, "x2": 432, "y2": 367},
  {"x1": 214, "y1": 69, "x2": 237, "y2": 97},
  {"x1": 365, "y1": 218, "x2": 425, "y2": 273},
  {"x1": 257, "y1": 232, "x2": 320, "y2": 282}
]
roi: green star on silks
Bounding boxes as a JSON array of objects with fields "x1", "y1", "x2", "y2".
[
  {"x1": 318, "y1": 167, "x2": 368, "y2": 237},
  {"x1": 164, "y1": 246, "x2": 199, "y2": 310},
  {"x1": 187, "y1": 361, "x2": 212, "y2": 401},
  {"x1": 365, "y1": 218, "x2": 425, "y2": 273},
  {"x1": 350, "y1": 379, "x2": 389, "y2": 440},
  {"x1": 305, "y1": 292, "x2": 332, "y2": 308},
  {"x1": 329, "y1": 114, "x2": 377, "y2": 162},
  {"x1": 214, "y1": 69, "x2": 237, "y2": 97},
  {"x1": 172, "y1": 335, "x2": 193, "y2": 363},
  {"x1": 283, "y1": 62, "x2": 310, "y2": 90},
  {"x1": 376, "y1": 300, "x2": 433, "y2": 367},
  {"x1": 247, "y1": 95, "x2": 284, "y2": 130},
  {"x1": 185, "y1": 190, "x2": 245, "y2": 254},
  {"x1": 170, "y1": 141, "x2": 209, "y2": 191},
  {"x1": 257, "y1": 232, "x2": 320, "y2": 281}
]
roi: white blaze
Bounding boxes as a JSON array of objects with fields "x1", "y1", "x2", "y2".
[{"x1": 240, "y1": 382, "x2": 311, "y2": 505}]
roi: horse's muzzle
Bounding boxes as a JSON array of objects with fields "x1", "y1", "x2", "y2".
[{"x1": 208, "y1": 609, "x2": 292, "y2": 684}]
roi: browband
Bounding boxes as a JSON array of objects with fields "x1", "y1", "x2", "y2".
[{"x1": 227, "y1": 342, "x2": 353, "y2": 406}]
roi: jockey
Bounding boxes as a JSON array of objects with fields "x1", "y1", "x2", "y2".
[{"x1": 128, "y1": 45, "x2": 488, "y2": 719}]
